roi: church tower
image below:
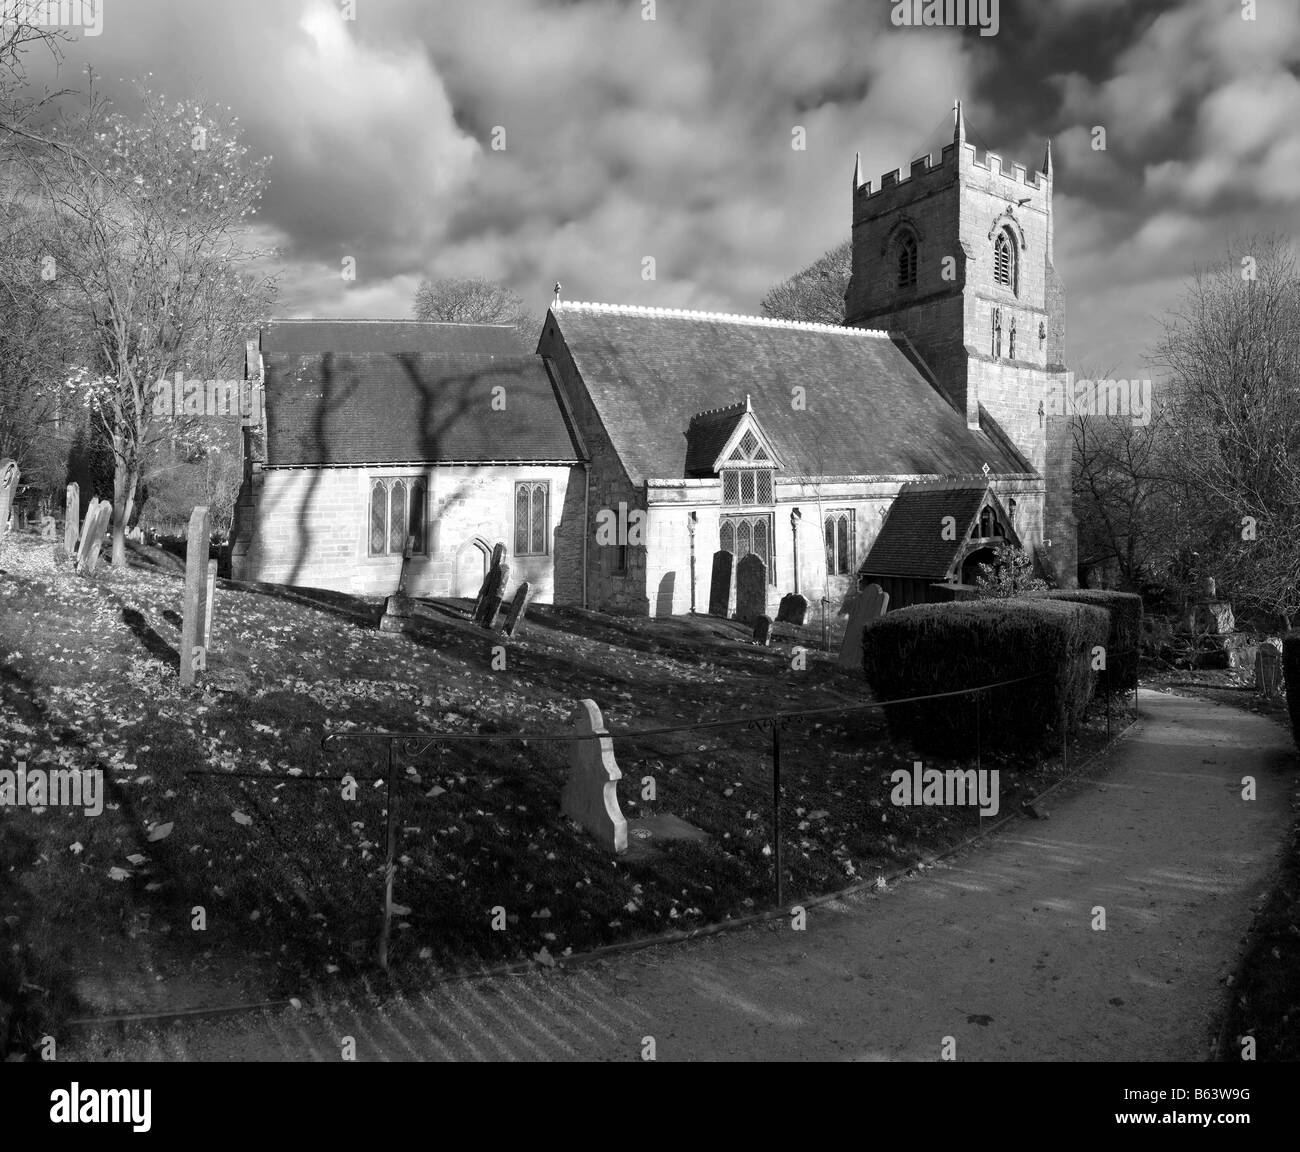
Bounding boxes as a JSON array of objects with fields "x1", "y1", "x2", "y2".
[{"x1": 844, "y1": 102, "x2": 1075, "y2": 587}]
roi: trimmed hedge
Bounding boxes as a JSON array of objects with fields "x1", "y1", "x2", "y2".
[
  {"x1": 1030, "y1": 589, "x2": 1143, "y2": 696},
  {"x1": 861, "y1": 598, "x2": 1109, "y2": 757},
  {"x1": 1284, "y1": 633, "x2": 1300, "y2": 754}
]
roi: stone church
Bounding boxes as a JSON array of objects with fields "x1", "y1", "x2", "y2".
[{"x1": 231, "y1": 105, "x2": 1076, "y2": 616}]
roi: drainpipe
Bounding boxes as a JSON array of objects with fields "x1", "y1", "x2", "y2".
[{"x1": 688, "y1": 509, "x2": 697, "y2": 613}]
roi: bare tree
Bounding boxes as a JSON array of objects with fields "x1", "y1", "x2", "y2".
[
  {"x1": 1068, "y1": 363, "x2": 1193, "y2": 592},
  {"x1": 760, "y1": 240, "x2": 851, "y2": 325},
  {"x1": 34, "y1": 81, "x2": 274, "y2": 568},
  {"x1": 1154, "y1": 236, "x2": 1300, "y2": 626},
  {"x1": 413, "y1": 276, "x2": 537, "y2": 336}
]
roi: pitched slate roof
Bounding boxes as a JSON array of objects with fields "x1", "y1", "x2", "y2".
[
  {"x1": 260, "y1": 321, "x2": 579, "y2": 465},
  {"x1": 547, "y1": 303, "x2": 1026, "y2": 483},
  {"x1": 862, "y1": 481, "x2": 1014, "y2": 580},
  {"x1": 684, "y1": 403, "x2": 746, "y2": 477}
]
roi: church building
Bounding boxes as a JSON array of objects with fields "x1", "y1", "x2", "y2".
[{"x1": 231, "y1": 105, "x2": 1076, "y2": 617}]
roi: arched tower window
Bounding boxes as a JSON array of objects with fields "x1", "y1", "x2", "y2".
[
  {"x1": 993, "y1": 229, "x2": 1017, "y2": 293},
  {"x1": 896, "y1": 232, "x2": 918, "y2": 289}
]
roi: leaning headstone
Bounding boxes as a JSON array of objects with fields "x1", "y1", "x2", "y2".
[
  {"x1": 752, "y1": 614, "x2": 772, "y2": 646},
  {"x1": 776, "y1": 592, "x2": 808, "y2": 626},
  {"x1": 0, "y1": 459, "x2": 18, "y2": 538},
  {"x1": 179, "y1": 506, "x2": 211, "y2": 686},
  {"x1": 40, "y1": 515, "x2": 57, "y2": 540},
  {"x1": 471, "y1": 542, "x2": 508, "y2": 621},
  {"x1": 1256, "y1": 642, "x2": 1282, "y2": 699},
  {"x1": 735, "y1": 554, "x2": 766, "y2": 624},
  {"x1": 79, "y1": 501, "x2": 113, "y2": 577},
  {"x1": 837, "y1": 582, "x2": 889, "y2": 670},
  {"x1": 502, "y1": 581, "x2": 531, "y2": 637},
  {"x1": 379, "y1": 536, "x2": 416, "y2": 634},
  {"x1": 560, "y1": 699, "x2": 627, "y2": 854},
  {"x1": 475, "y1": 561, "x2": 509, "y2": 629},
  {"x1": 708, "y1": 550, "x2": 734, "y2": 617},
  {"x1": 63, "y1": 483, "x2": 80, "y2": 555}
]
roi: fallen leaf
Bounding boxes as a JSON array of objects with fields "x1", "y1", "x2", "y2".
[
  {"x1": 147, "y1": 822, "x2": 174, "y2": 842},
  {"x1": 232, "y1": 811, "x2": 252, "y2": 825}
]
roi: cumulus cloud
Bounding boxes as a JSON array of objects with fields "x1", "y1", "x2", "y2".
[{"x1": 16, "y1": 0, "x2": 1294, "y2": 372}]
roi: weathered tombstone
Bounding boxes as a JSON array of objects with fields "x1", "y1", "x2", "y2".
[
  {"x1": 40, "y1": 515, "x2": 57, "y2": 540},
  {"x1": 837, "y1": 582, "x2": 890, "y2": 670},
  {"x1": 75, "y1": 498, "x2": 102, "y2": 571},
  {"x1": 502, "y1": 581, "x2": 531, "y2": 637},
  {"x1": 735, "y1": 554, "x2": 766, "y2": 624},
  {"x1": 776, "y1": 592, "x2": 808, "y2": 626},
  {"x1": 471, "y1": 542, "x2": 508, "y2": 620},
  {"x1": 64, "y1": 483, "x2": 80, "y2": 555},
  {"x1": 1256, "y1": 642, "x2": 1282, "y2": 699},
  {"x1": 203, "y1": 560, "x2": 218, "y2": 650},
  {"x1": 79, "y1": 501, "x2": 114, "y2": 577},
  {"x1": 0, "y1": 459, "x2": 18, "y2": 538},
  {"x1": 560, "y1": 699, "x2": 627, "y2": 854},
  {"x1": 179, "y1": 506, "x2": 211, "y2": 686},
  {"x1": 708, "y1": 550, "x2": 734, "y2": 617},
  {"x1": 379, "y1": 536, "x2": 416, "y2": 634},
  {"x1": 752, "y1": 614, "x2": 772, "y2": 646},
  {"x1": 475, "y1": 561, "x2": 509, "y2": 629}
]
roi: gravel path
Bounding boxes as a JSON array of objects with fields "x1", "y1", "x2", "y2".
[{"x1": 66, "y1": 689, "x2": 1295, "y2": 1062}]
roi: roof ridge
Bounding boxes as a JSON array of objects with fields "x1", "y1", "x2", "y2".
[
  {"x1": 688, "y1": 400, "x2": 747, "y2": 422},
  {"x1": 264, "y1": 319, "x2": 519, "y2": 328},
  {"x1": 553, "y1": 300, "x2": 892, "y2": 338}
]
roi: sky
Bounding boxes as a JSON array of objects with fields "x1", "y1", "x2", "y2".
[{"x1": 18, "y1": 0, "x2": 1300, "y2": 380}]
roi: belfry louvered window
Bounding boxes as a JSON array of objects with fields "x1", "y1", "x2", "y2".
[
  {"x1": 514, "y1": 481, "x2": 549, "y2": 556},
  {"x1": 369, "y1": 477, "x2": 426, "y2": 557},
  {"x1": 994, "y1": 230, "x2": 1016, "y2": 292},
  {"x1": 896, "y1": 232, "x2": 918, "y2": 288}
]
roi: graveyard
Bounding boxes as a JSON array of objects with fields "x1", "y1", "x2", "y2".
[{"x1": 0, "y1": 525, "x2": 1127, "y2": 1048}]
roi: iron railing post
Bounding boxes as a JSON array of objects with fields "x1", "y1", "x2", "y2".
[{"x1": 772, "y1": 718, "x2": 783, "y2": 909}]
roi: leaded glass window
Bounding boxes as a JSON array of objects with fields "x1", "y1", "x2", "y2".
[
  {"x1": 824, "y1": 510, "x2": 854, "y2": 576},
  {"x1": 515, "y1": 481, "x2": 550, "y2": 556},
  {"x1": 368, "y1": 477, "x2": 426, "y2": 557},
  {"x1": 720, "y1": 513, "x2": 776, "y2": 584}
]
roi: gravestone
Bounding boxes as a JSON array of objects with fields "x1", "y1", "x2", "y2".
[
  {"x1": 475, "y1": 561, "x2": 509, "y2": 629},
  {"x1": 203, "y1": 560, "x2": 218, "y2": 651},
  {"x1": 0, "y1": 459, "x2": 18, "y2": 538},
  {"x1": 78, "y1": 501, "x2": 113, "y2": 577},
  {"x1": 379, "y1": 536, "x2": 416, "y2": 634},
  {"x1": 63, "y1": 483, "x2": 80, "y2": 555},
  {"x1": 40, "y1": 515, "x2": 57, "y2": 540},
  {"x1": 179, "y1": 506, "x2": 211, "y2": 686},
  {"x1": 502, "y1": 581, "x2": 531, "y2": 637},
  {"x1": 735, "y1": 554, "x2": 766, "y2": 624},
  {"x1": 776, "y1": 592, "x2": 808, "y2": 626},
  {"x1": 126, "y1": 525, "x2": 145, "y2": 544},
  {"x1": 752, "y1": 614, "x2": 772, "y2": 646},
  {"x1": 708, "y1": 550, "x2": 733, "y2": 617},
  {"x1": 75, "y1": 499, "x2": 103, "y2": 571},
  {"x1": 837, "y1": 582, "x2": 889, "y2": 670},
  {"x1": 560, "y1": 699, "x2": 627, "y2": 854},
  {"x1": 471, "y1": 542, "x2": 508, "y2": 621},
  {"x1": 1256, "y1": 641, "x2": 1282, "y2": 699}
]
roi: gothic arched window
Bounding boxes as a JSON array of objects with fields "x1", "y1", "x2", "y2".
[
  {"x1": 994, "y1": 229, "x2": 1017, "y2": 293},
  {"x1": 896, "y1": 232, "x2": 918, "y2": 289}
]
